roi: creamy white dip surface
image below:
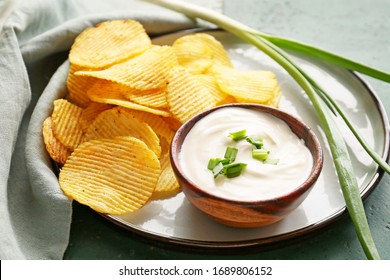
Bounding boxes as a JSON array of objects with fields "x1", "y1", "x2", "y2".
[{"x1": 179, "y1": 107, "x2": 313, "y2": 201}]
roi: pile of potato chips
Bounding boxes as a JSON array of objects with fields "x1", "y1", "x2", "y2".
[{"x1": 42, "y1": 19, "x2": 281, "y2": 215}]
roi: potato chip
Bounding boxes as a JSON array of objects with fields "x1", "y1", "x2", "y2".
[
  {"x1": 154, "y1": 166, "x2": 180, "y2": 198},
  {"x1": 153, "y1": 138, "x2": 180, "y2": 198},
  {"x1": 76, "y1": 45, "x2": 178, "y2": 90},
  {"x1": 51, "y1": 99, "x2": 84, "y2": 150},
  {"x1": 69, "y1": 19, "x2": 151, "y2": 69},
  {"x1": 123, "y1": 109, "x2": 175, "y2": 143},
  {"x1": 217, "y1": 95, "x2": 237, "y2": 106},
  {"x1": 194, "y1": 74, "x2": 228, "y2": 104},
  {"x1": 80, "y1": 102, "x2": 113, "y2": 131},
  {"x1": 125, "y1": 88, "x2": 168, "y2": 109},
  {"x1": 93, "y1": 96, "x2": 171, "y2": 117},
  {"x1": 86, "y1": 79, "x2": 171, "y2": 117},
  {"x1": 86, "y1": 79, "x2": 126, "y2": 100},
  {"x1": 42, "y1": 117, "x2": 72, "y2": 165},
  {"x1": 166, "y1": 66, "x2": 217, "y2": 123},
  {"x1": 213, "y1": 65, "x2": 280, "y2": 105},
  {"x1": 200, "y1": 34, "x2": 233, "y2": 67},
  {"x1": 59, "y1": 136, "x2": 161, "y2": 215},
  {"x1": 172, "y1": 33, "x2": 233, "y2": 74},
  {"x1": 269, "y1": 86, "x2": 282, "y2": 107},
  {"x1": 84, "y1": 107, "x2": 161, "y2": 158},
  {"x1": 172, "y1": 34, "x2": 213, "y2": 74},
  {"x1": 86, "y1": 76, "x2": 167, "y2": 108},
  {"x1": 162, "y1": 116, "x2": 182, "y2": 131},
  {"x1": 66, "y1": 64, "x2": 95, "y2": 108}
]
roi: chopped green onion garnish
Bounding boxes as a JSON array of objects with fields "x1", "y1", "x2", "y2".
[
  {"x1": 264, "y1": 158, "x2": 280, "y2": 165},
  {"x1": 229, "y1": 129, "x2": 247, "y2": 141},
  {"x1": 208, "y1": 157, "x2": 231, "y2": 170},
  {"x1": 208, "y1": 147, "x2": 247, "y2": 178},
  {"x1": 223, "y1": 163, "x2": 247, "y2": 178},
  {"x1": 207, "y1": 158, "x2": 221, "y2": 170},
  {"x1": 212, "y1": 162, "x2": 224, "y2": 178},
  {"x1": 246, "y1": 136, "x2": 264, "y2": 149},
  {"x1": 252, "y1": 148, "x2": 269, "y2": 161},
  {"x1": 219, "y1": 158, "x2": 231, "y2": 165},
  {"x1": 224, "y1": 146, "x2": 238, "y2": 163}
]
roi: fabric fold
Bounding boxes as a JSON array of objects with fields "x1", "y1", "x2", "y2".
[{"x1": 0, "y1": 22, "x2": 32, "y2": 260}]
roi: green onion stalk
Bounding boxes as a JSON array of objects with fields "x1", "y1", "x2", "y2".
[{"x1": 144, "y1": 0, "x2": 390, "y2": 259}]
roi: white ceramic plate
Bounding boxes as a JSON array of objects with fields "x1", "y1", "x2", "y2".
[{"x1": 60, "y1": 30, "x2": 389, "y2": 251}]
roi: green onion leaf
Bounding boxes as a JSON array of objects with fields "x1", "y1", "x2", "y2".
[
  {"x1": 229, "y1": 129, "x2": 247, "y2": 141},
  {"x1": 208, "y1": 157, "x2": 231, "y2": 170},
  {"x1": 224, "y1": 146, "x2": 238, "y2": 163},
  {"x1": 223, "y1": 163, "x2": 247, "y2": 178},
  {"x1": 207, "y1": 158, "x2": 222, "y2": 170},
  {"x1": 246, "y1": 136, "x2": 264, "y2": 149},
  {"x1": 212, "y1": 162, "x2": 224, "y2": 178},
  {"x1": 261, "y1": 34, "x2": 390, "y2": 83},
  {"x1": 252, "y1": 148, "x2": 270, "y2": 161}
]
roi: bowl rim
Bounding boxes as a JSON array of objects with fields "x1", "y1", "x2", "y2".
[{"x1": 170, "y1": 103, "x2": 324, "y2": 205}]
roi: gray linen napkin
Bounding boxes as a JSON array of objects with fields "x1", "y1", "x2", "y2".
[{"x1": 0, "y1": 0, "x2": 204, "y2": 260}]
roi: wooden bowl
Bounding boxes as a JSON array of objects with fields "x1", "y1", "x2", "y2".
[{"x1": 170, "y1": 104, "x2": 323, "y2": 228}]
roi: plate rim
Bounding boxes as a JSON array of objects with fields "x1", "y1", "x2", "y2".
[{"x1": 96, "y1": 28, "x2": 390, "y2": 253}]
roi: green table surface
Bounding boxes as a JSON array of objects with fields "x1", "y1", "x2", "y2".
[{"x1": 63, "y1": 0, "x2": 390, "y2": 260}]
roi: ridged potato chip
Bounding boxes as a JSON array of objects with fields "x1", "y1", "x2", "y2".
[
  {"x1": 92, "y1": 96, "x2": 171, "y2": 117},
  {"x1": 217, "y1": 95, "x2": 237, "y2": 106},
  {"x1": 42, "y1": 117, "x2": 72, "y2": 166},
  {"x1": 166, "y1": 66, "x2": 217, "y2": 123},
  {"x1": 194, "y1": 74, "x2": 228, "y2": 104},
  {"x1": 80, "y1": 102, "x2": 113, "y2": 131},
  {"x1": 172, "y1": 33, "x2": 233, "y2": 74},
  {"x1": 125, "y1": 88, "x2": 168, "y2": 109},
  {"x1": 86, "y1": 79, "x2": 126, "y2": 100},
  {"x1": 51, "y1": 99, "x2": 84, "y2": 150},
  {"x1": 162, "y1": 116, "x2": 183, "y2": 131},
  {"x1": 213, "y1": 65, "x2": 280, "y2": 105},
  {"x1": 87, "y1": 79, "x2": 171, "y2": 117},
  {"x1": 124, "y1": 109, "x2": 175, "y2": 143},
  {"x1": 154, "y1": 166, "x2": 180, "y2": 198},
  {"x1": 172, "y1": 34, "x2": 213, "y2": 74},
  {"x1": 66, "y1": 64, "x2": 95, "y2": 108},
  {"x1": 268, "y1": 86, "x2": 282, "y2": 107},
  {"x1": 77, "y1": 45, "x2": 178, "y2": 91},
  {"x1": 84, "y1": 107, "x2": 161, "y2": 158},
  {"x1": 85, "y1": 77, "x2": 168, "y2": 109},
  {"x1": 69, "y1": 19, "x2": 151, "y2": 69},
  {"x1": 153, "y1": 138, "x2": 180, "y2": 198},
  {"x1": 59, "y1": 136, "x2": 161, "y2": 215}
]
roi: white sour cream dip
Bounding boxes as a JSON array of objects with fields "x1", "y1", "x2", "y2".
[{"x1": 179, "y1": 107, "x2": 313, "y2": 201}]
